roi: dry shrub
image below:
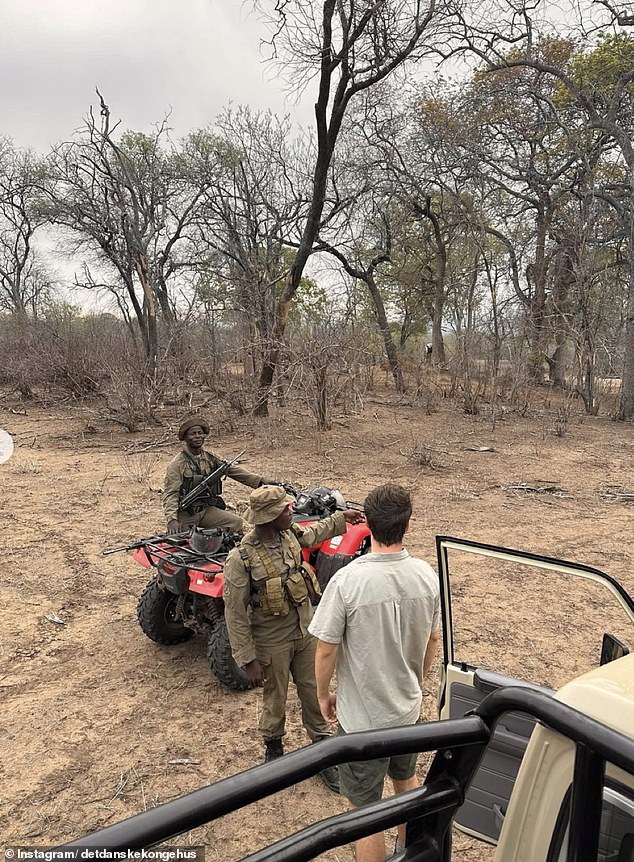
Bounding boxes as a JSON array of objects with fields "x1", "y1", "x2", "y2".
[
  {"x1": 0, "y1": 315, "x2": 46, "y2": 397},
  {"x1": 402, "y1": 441, "x2": 445, "y2": 471},
  {"x1": 552, "y1": 405, "x2": 569, "y2": 437},
  {"x1": 400, "y1": 355, "x2": 440, "y2": 415},
  {"x1": 39, "y1": 310, "x2": 111, "y2": 397},
  {"x1": 405, "y1": 446, "x2": 438, "y2": 469},
  {"x1": 102, "y1": 362, "x2": 164, "y2": 432},
  {"x1": 121, "y1": 452, "x2": 161, "y2": 484},
  {"x1": 0, "y1": 307, "x2": 129, "y2": 401},
  {"x1": 11, "y1": 457, "x2": 42, "y2": 474},
  {"x1": 284, "y1": 325, "x2": 373, "y2": 430},
  {"x1": 0, "y1": 307, "x2": 179, "y2": 432}
]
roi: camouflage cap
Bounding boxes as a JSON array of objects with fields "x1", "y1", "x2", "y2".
[
  {"x1": 178, "y1": 416, "x2": 210, "y2": 441},
  {"x1": 245, "y1": 484, "x2": 295, "y2": 525}
]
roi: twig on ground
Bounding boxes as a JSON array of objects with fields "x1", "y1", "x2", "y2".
[{"x1": 501, "y1": 482, "x2": 565, "y2": 495}]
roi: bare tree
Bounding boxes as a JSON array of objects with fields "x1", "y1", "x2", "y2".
[
  {"x1": 250, "y1": 0, "x2": 466, "y2": 414},
  {"x1": 0, "y1": 139, "x2": 51, "y2": 317},
  {"x1": 347, "y1": 86, "x2": 461, "y2": 366},
  {"x1": 318, "y1": 201, "x2": 405, "y2": 392},
  {"x1": 192, "y1": 108, "x2": 311, "y2": 386},
  {"x1": 42, "y1": 94, "x2": 221, "y2": 373}
]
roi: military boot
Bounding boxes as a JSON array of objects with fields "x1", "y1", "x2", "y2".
[
  {"x1": 263, "y1": 738, "x2": 284, "y2": 763},
  {"x1": 319, "y1": 764, "x2": 340, "y2": 794}
]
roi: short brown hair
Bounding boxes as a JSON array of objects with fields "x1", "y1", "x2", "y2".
[{"x1": 363, "y1": 483, "x2": 412, "y2": 546}]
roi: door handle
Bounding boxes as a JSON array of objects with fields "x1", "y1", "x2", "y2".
[{"x1": 493, "y1": 803, "x2": 506, "y2": 831}]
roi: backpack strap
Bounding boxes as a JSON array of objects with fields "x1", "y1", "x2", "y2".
[{"x1": 238, "y1": 546, "x2": 252, "y2": 574}]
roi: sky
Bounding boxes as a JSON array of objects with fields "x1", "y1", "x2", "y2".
[{"x1": 0, "y1": 0, "x2": 309, "y2": 152}]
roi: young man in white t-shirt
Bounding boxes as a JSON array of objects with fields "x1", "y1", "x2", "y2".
[{"x1": 309, "y1": 483, "x2": 441, "y2": 862}]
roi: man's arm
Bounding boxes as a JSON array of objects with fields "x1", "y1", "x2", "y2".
[
  {"x1": 314, "y1": 639, "x2": 340, "y2": 723},
  {"x1": 163, "y1": 458, "x2": 184, "y2": 528},
  {"x1": 423, "y1": 629, "x2": 440, "y2": 679},
  {"x1": 225, "y1": 463, "x2": 264, "y2": 489},
  {"x1": 223, "y1": 552, "x2": 258, "y2": 672}
]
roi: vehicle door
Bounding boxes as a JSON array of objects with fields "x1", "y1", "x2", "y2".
[{"x1": 435, "y1": 535, "x2": 634, "y2": 844}]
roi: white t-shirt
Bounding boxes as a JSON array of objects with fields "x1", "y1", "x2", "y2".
[{"x1": 308, "y1": 550, "x2": 440, "y2": 733}]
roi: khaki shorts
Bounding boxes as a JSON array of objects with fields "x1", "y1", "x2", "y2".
[{"x1": 337, "y1": 725, "x2": 418, "y2": 806}]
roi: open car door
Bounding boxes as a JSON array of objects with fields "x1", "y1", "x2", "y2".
[{"x1": 435, "y1": 535, "x2": 634, "y2": 845}]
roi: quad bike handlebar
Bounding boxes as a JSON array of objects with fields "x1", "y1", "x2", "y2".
[{"x1": 281, "y1": 483, "x2": 364, "y2": 518}]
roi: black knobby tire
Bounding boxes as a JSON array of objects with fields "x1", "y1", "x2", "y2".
[
  {"x1": 136, "y1": 578, "x2": 194, "y2": 645},
  {"x1": 207, "y1": 617, "x2": 250, "y2": 691}
]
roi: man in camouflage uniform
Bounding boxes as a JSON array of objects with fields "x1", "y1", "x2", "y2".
[
  {"x1": 223, "y1": 484, "x2": 365, "y2": 792},
  {"x1": 163, "y1": 417, "x2": 271, "y2": 534}
]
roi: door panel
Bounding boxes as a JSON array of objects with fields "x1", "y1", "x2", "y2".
[
  {"x1": 446, "y1": 671, "x2": 551, "y2": 842},
  {"x1": 435, "y1": 535, "x2": 634, "y2": 845}
]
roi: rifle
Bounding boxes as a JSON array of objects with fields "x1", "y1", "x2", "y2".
[
  {"x1": 102, "y1": 532, "x2": 190, "y2": 556},
  {"x1": 179, "y1": 449, "x2": 246, "y2": 511}
]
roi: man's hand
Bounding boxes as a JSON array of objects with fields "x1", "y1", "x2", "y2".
[
  {"x1": 319, "y1": 691, "x2": 338, "y2": 723},
  {"x1": 244, "y1": 658, "x2": 266, "y2": 687},
  {"x1": 167, "y1": 519, "x2": 181, "y2": 534},
  {"x1": 342, "y1": 509, "x2": 365, "y2": 525}
]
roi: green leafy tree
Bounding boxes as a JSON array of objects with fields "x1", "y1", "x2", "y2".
[{"x1": 473, "y1": 21, "x2": 634, "y2": 417}]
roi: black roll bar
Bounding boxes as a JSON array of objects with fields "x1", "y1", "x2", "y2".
[{"x1": 57, "y1": 687, "x2": 634, "y2": 862}]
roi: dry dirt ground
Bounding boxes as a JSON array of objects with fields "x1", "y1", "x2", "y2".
[{"x1": 1, "y1": 388, "x2": 633, "y2": 861}]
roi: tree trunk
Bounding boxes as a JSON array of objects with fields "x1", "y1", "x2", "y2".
[
  {"x1": 618, "y1": 174, "x2": 634, "y2": 419},
  {"x1": 133, "y1": 252, "x2": 158, "y2": 376},
  {"x1": 423, "y1": 201, "x2": 447, "y2": 366},
  {"x1": 527, "y1": 208, "x2": 550, "y2": 382},
  {"x1": 431, "y1": 292, "x2": 446, "y2": 367},
  {"x1": 254, "y1": 293, "x2": 293, "y2": 416},
  {"x1": 548, "y1": 337, "x2": 568, "y2": 388},
  {"x1": 365, "y1": 273, "x2": 404, "y2": 393}
]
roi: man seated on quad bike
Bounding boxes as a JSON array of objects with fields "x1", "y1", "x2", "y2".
[
  {"x1": 163, "y1": 417, "x2": 275, "y2": 534},
  {"x1": 223, "y1": 484, "x2": 365, "y2": 793}
]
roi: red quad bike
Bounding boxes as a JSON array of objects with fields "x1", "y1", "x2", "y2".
[{"x1": 104, "y1": 485, "x2": 370, "y2": 691}]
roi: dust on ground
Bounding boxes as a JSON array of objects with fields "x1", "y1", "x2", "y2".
[{"x1": 1, "y1": 390, "x2": 633, "y2": 860}]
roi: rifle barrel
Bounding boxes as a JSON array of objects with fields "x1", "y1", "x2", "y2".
[{"x1": 180, "y1": 449, "x2": 246, "y2": 509}]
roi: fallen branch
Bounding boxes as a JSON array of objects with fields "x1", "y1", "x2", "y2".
[
  {"x1": 601, "y1": 489, "x2": 634, "y2": 501},
  {"x1": 122, "y1": 436, "x2": 174, "y2": 453},
  {"x1": 501, "y1": 482, "x2": 565, "y2": 495}
]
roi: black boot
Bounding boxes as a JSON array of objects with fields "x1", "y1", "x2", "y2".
[
  {"x1": 264, "y1": 738, "x2": 284, "y2": 763},
  {"x1": 319, "y1": 764, "x2": 340, "y2": 794}
]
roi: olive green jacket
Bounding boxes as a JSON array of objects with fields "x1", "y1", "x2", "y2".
[
  {"x1": 224, "y1": 512, "x2": 346, "y2": 667},
  {"x1": 163, "y1": 448, "x2": 262, "y2": 522}
]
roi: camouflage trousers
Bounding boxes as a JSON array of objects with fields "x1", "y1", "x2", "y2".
[
  {"x1": 258, "y1": 634, "x2": 332, "y2": 743},
  {"x1": 178, "y1": 504, "x2": 245, "y2": 533}
]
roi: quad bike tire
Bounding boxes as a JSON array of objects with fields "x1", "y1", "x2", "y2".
[
  {"x1": 137, "y1": 578, "x2": 194, "y2": 645},
  {"x1": 207, "y1": 618, "x2": 250, "y2": 691}
]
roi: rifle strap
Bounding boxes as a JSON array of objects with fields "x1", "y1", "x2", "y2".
[
  {"x1": 182, "y1": 450, "x2": 206, "y2": 474},
  {"x1": 180, "y1": 451, "x2": 224, "y2": 510}
]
